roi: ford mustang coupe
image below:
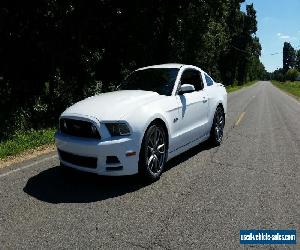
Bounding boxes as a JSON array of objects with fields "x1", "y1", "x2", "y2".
[{"x1": 55, "y1": 64, "x2": 227, "y2": 181}]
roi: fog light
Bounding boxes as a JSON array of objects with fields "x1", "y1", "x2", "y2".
[{"x1": 106, "y1": 156, "x2": 120, "y2": 164}]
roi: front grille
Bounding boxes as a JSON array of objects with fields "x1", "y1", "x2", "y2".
[
  {"x1": 60, "y1": 118, "x2": 101, "y2": 139},
  {"x1": 59, "y1": 149, "x2": 97, "y2": 168}
]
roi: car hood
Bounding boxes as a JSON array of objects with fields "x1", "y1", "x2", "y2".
[{"x1": 62, "y1": 90, "x2": 162, "y2": 121}]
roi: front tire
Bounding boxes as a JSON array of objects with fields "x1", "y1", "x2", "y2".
[
  {"x1": 139, "y1": 124, "x2": 167, "y2": 182},
  {"x1": 209, "y1": 106, "x2": 225, "y2": 146}
]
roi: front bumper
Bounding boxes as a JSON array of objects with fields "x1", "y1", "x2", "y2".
[{"x1": 55, "y1": 131, "x2": 140, "y2": 176}]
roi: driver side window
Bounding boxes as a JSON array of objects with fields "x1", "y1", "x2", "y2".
[{"x1": 180, "y1": 69, "x2": 204, "y2": 91}]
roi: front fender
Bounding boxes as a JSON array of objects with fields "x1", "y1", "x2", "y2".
[{"x1": 125, "y1": 106, "x2": 172, "y2": 147}]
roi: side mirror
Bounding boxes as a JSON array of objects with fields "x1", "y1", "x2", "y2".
[{"x1": 179, "y1": 84, "x2": 195, "y2": 95}]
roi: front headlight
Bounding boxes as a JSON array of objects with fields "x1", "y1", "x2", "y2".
[{"x1": 105, "y1": 122, "x2": 131, "y2": 136}]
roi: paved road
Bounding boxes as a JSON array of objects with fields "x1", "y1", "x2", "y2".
[{"x1": 0, "y1": 82, "x2": 299, "y2": 249}]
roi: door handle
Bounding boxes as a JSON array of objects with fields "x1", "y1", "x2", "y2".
[{"x1": 202, "y1": 97, "x2": 208, "y2": 103}]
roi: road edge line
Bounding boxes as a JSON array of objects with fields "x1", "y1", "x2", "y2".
[{"x1": 0, "y1": 155, "x2": 57, "y2": 178}]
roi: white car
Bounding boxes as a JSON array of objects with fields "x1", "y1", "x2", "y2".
[{"x1": 55, "y1": 64, "x2": 227, "y2": 181}]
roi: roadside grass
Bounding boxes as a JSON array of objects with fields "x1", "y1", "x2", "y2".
[
  {"x1": 0, "y1": 128, "x2": 56, "y2": 159},
  {"x1": 226, "y1": 81, "x2": 257, "y2": 93},
  {"x1": 271, "y1": 80, "x2": 300, "y2": 99}
]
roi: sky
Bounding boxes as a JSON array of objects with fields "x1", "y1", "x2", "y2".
[{"x1": 241, "y1": 0, "x2": 300, "y2": 72}]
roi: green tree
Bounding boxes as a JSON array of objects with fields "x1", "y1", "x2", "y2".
[
  {"x1": 271, "y1": 68, "x2": 285, "y2": 82},
  {"x1": 283, "y1": 42, "x2": 296, "y2": 72},
  {"x1": 0, "y1": 0, "x2": 264, "y2": 139},
  {"x1": 295, "y1": 50, "x2": 300, "y2": 70}
]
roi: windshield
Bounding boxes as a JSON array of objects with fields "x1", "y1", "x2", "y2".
[{"x1": 120, "y1": 68, "x2": 179, "y2": 96}]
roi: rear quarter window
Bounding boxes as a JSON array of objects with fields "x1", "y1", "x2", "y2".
[{"x1": 205, "y1": 74, "x2": 214, "y2": 86}]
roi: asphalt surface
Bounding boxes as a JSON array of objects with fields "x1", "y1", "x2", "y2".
[{"x1": 0, "y1": 81, "x2": 299, "y2": 249}]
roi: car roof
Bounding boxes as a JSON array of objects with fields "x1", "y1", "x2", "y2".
[{"x1": 136, "y1": 63, "x2": 185, "y2": 71}]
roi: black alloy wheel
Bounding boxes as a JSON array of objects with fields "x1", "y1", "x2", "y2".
[
  {"x1": 210, "y1": 106, "x2": 225, "y2": 146},
  {"x1": 139, "y1": 124, "x2": 167, "y2": 181}
]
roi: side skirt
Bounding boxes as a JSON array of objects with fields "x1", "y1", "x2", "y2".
[{"x1": 167, "y1": 134, "x2": 210, "y2": 161}]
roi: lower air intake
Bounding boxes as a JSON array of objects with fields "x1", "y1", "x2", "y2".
[{"x1": 59, "y1": 150, "x2": 97, "y2": 169}]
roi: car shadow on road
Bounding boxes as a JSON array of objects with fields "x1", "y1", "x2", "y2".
[{"x1": 23, "y1": 141, "x2": 214, "y2": 204}]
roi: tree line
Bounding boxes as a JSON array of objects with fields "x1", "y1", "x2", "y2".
[
  {"x1": 0, "y1": 0, "x2": 266, "y2": 140},
  {"x1": 271, "y1": 42, "x2": 300, "y2": 82}
]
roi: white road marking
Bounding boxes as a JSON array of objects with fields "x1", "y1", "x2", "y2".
[{"x1": 0, "y1": 155, "x2": 57, "y2": 178}]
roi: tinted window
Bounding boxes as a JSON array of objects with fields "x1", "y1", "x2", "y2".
[
  {"x1": 121, "y1": 68, "x2": 179, "y2": 96},
  {"x1": 205, "y1": 73, "x2": 214, "y2": 86},
  {"x1": 180, "y1": 69, "x2": 204, "y2": 91}
]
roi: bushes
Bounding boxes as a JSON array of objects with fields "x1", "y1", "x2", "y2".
[
  {"x1": 285, "y1": 68, "x2": 300, "y2": 82},
  {"x1": 271, "y1": 68, "x2": 300, "y2": 82}
]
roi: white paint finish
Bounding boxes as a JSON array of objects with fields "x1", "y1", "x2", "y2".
[
  {"x1": 174, "y1": 90, "x2": 209, "y2": 147},
  {"x1": 62, "y1": 90, "x2": 162, "y2": 121},
  {"x1": 137, "y1": 63, "x2": 184, "y2": 70},
  {"x1": 56, "y1": 64, "x2": 227, "y2": 176}
]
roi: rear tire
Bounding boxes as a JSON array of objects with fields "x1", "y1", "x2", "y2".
[
  {"x1": 209, "y1": 106, "x2": 225, "y2": 146},
  {"x1": 139, "y1": 124, "x2": 167, "y2": 182}
]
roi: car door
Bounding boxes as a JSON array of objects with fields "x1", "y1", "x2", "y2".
[{"x1": 175, "y1": 68, "x2": 209, "y2": 147}]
